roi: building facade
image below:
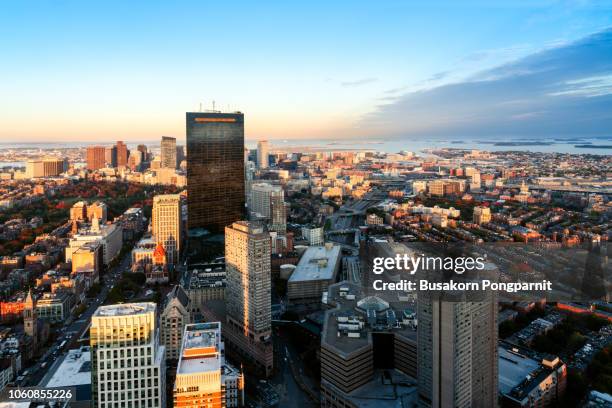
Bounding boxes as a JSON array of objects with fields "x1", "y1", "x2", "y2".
[
  {"x1": 417, "y1": 294, "x2": 498, "y2": 408},
  {"x1": 161, "y1": 286, "x2": 191, "y2": 362},
  {"x1": 152, "y1": 194, "x2": 182, "y2": 265},
  {"x1": 90, "y1": 303, "x2": 166, "y2": 408},
  {"x1": 225, "y1": 221, "x2": 273, "y2": 376},
  {"x1": 87, "y1": 146, "x2": 107, "y2": 170},
  {"x1": 116, "y1": 141, "x2": 129, "y2": 168},
  {"x1": 186, "y1": 112, "x2": 245, "y2": 234},
  {"x1": 473, "y1": 206, "x2": 492, "y2": 225},
  {"x1": 161, "y1": 136, "x2": 177, "y2": 169},
  {"x1": 173, "y1": 322, "x2": 244, "y2": 408},
  {"x1": 257, "y1": 140, "x2": 269, "y2": 169}
]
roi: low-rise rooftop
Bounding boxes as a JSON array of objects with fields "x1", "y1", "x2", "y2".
[{"x1": 289, "y1": 244, "x2": 341, "y2": 283}]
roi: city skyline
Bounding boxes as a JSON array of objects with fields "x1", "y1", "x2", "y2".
[
  {"x1": 1, "y1": 1, "x2": 611, "y2": 142},
  {"x1": 0, "y1": 3, "x2": 610, "y2": 407}
]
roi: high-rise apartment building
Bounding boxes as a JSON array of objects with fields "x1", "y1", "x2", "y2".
[
  {"x1": 257, "y1": 140, "x2": 269, "y2": 169},
  {"x1": 161, "y1": 136, "x2": 177, "y2": 169},
  {"x1": 186, "y1": 112, "x2": 245, "y2": 234},
  {"x1": 225, "y1": 221, "x2": 273, "y2": 375},
  {"x1": 116, "y1": 141, "x2": 129, "y2": 167},
  {"x1": 87, "y1": 146, "x2": 107, "y2": 170},
  {"x1": 250, "y1": 182, "x2": 276, "y2": 218},
  {"x1": 417, "y1": 294, "x2": 498, "y2": 408},
  {"x1": 90, "y1": 303, "x2": 166, "y2": 408},
  {"x1": 173, "y1": 322, "x2": 244, "y2": 408},
  {"x1": 152, "y1": 194, "x2": 182, "y2": 265},
  {"x1": 161, "y1": 285, "x2": 191, "y2": 362},
  {"x1": 269, "y1": 191, "x2": 287, "y2": 234}
]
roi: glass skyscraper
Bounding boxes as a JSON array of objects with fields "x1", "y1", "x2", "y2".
[{"x1": 186, "y1": 112, "x2": 245, "y2": 234}]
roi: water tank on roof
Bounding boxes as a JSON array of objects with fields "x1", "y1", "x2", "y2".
[
  {"x1": 294, "y1": 245, "x2": 308, "y2": 256},
  {"x1": 280, "y1": 264, "x2": 296, "y2": 280}
]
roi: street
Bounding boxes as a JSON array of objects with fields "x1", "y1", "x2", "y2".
[{"x1": 25, "y1": 252, "x2": 132, "y2": 387}]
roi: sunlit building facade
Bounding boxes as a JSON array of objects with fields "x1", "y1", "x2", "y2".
[
  {"x1": 152, "y1": 194, "x2": 182, "y2": 265},
  {"x1": 90, "y1": 303, "x2": 166, "y2": 408},
  {"x1": 224, "y1": 221, "x2": 273, "y2": 376},
  {"x1": 173, "y1": 322, "x2": 244, "y2": 408}
]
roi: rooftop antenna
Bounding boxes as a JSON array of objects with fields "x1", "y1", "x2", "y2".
[
  {"x1": 212, "y1": 100, "x2": 216, "y2": 111},
  {"x1": 199, "y1": 102, "x2": 202, "y2": 112}
]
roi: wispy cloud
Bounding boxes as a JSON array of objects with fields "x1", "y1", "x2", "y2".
[
  {"x1": 341, "y1": 77, "x2": 378, "y2": 87},
  {"x1": 359, "y1": 28, "x2": 612, "y2": 138}
]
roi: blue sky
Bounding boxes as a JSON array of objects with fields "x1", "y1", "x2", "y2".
[{"x1": 1, "y1": 0, "x2": 611, "y2": 141}]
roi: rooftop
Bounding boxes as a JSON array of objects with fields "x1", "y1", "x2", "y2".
[
  {"x1": 322, "y1": 282, "x2": 417, "y2": 356},
  {"x1": 324, "y1": 369, "x2": 418, "y2": 408},
  {"x1": 498, "y1": 346, "x2": 540, "y2": 395},
  {"x1": 43, "y1": 347, "x2": 92, "y2": 388},
  {"x1": 177, "y1": 322, "x2": 222, "y2": 375},
  {"x1": 93, "y1": 302, "x2": 156, "y2": 317},
  {"x1": 289, "y1": 244, "x2": 341, "y2": 283}
]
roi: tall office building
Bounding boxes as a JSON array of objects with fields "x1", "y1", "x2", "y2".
[
  {"x1": 173, "y1": 322, "x2": 244, "y2": 408},
  {"x1": 417, "y1": 294, "x2": 498, "y2": 408},
  {"x1": 186, "y1": 112, "x2": 245, "y2": 234},
  {"x1": 90, "y1": 303, "x2": 166, "y2": 408},
  {"x1": 152, "y1": 194, "x2": 182, "y2": 265},
  {"x1": 116, "y1": 140, "x2": 129, "y2": 167},
  {"x1": 87, "y1": 146, "x2": 107, "y2": 170},
  {"x1": 225, "y1": 221, "x2": 273, "y2": 375},
  {"x1": 257, "y1": 140, "x2": 269, "y2": 169},
  {"x1": 161, "y1": 136, "x2": 177, "y2": 169}
]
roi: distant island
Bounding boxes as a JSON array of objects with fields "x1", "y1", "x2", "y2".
[
  {"x1": 574, "y1": 144, "x2": 612, "y2": 149},
  {"x1": 489, "y1": 141, "x2": 554, "y2": 146}
]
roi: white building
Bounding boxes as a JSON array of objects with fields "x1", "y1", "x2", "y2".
[
  {"x1": 90, "y1": 303, "x2": 166, "y2": 408},
  {"x1": 287, "y1": 243, "x2": 341, "y2": 303},
  {"x1": 301, "y1": 225, "x2": 324, "y2": 246},
  {"x1": 250, "y1": 183, "x2": 280, "y2": 219}
]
